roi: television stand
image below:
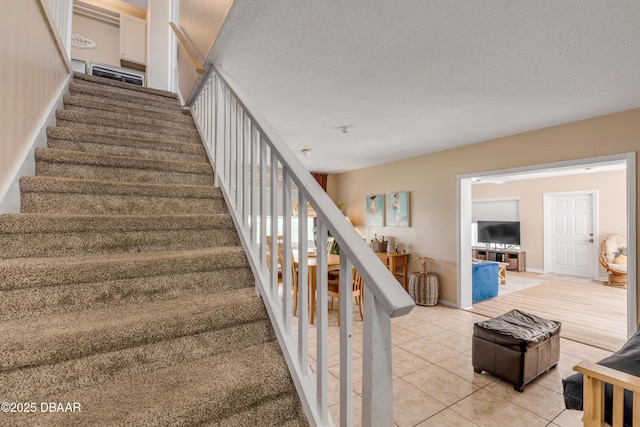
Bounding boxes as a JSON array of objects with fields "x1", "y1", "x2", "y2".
[{"x1": 473, "y1": 248, "x2": 526, "y2": 272}]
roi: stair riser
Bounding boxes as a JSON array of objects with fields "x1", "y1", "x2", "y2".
[
  {"x1": 65, "y1": 91, "x2": 191, "y2": 117},
  {"x1": 1, "y1": 291, "x2": 268, "y2": 371},
  {"x1": 64, "y1": 101, "x2": 194, "y2": 127},
  {"x1": 4, "y1": 342, "x2": 298, "y2": 427},
  {"x1": 60, "y1": 106, "x2": 197, "y2": 131},
  {"x1": 73, "y1": 72, "x2": 179, "y2": 100},
  {"x1": 0, "y1": 229, "x2": 240, "y2": 259},
  {"x1": 68, "y1": 85, "x2": 182, "y2": 112},
  {"x1": 36, "y1": 161, "x2": 214, "y2": 186},
  {"x1": 47, "y1": 127, "x2": 204, "y2": 152},
  {"x1": 21, "y1": 193, "x2": 225, "y2": 215},
  {"x1": 0, "y1": 247, "x2": 248, "y2": 291},
  {"x1": 69, "y1": 81, "x2": 179, "y2": 107},
  {"x1": 0, "y1": 320, "x2": 276, "y2": 402},
  {"x1": 48, "y1": 139, "x2": 208, "y2": 163},
  {"x1": 210, "y1": 393, "x2": 307, "y2": 427},
  {"x1": 56, "y1": 119, "x2": 201, "y2": 145},
  {"x1": 0, "y1": 267, "x2": 255, "y2": 321},
  {"x1": 56, "y1": 115, "x2": 200, "y2": 139}
]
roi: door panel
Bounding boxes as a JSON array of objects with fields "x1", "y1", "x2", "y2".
[
  {"x1": 547, "y1": 193, "x2": 595, "y2": 277},
  {"x1": 554, "y1": 243, "x2": 568, "y2": 266}
]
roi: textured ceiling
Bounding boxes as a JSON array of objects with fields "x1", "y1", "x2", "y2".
[{"x1": 212, "y1": 1, "x2": 640, "y2": 174}]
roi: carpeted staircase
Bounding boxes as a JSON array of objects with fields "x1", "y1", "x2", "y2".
[{"x1": 0, "y1": 73, "x2": 308, "y2": 426}]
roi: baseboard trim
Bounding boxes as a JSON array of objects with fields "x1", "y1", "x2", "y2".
[
  {"x1": 437, "y1": 299, "x2": 459, "y2": 309},
  {"x1": 0, "y1": 73, "x2": 72, "y2": 213}
]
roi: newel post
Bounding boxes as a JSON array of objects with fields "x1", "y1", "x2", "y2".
[{"x1": 362, "y1": 289, "x2": 394, "y2": 426}]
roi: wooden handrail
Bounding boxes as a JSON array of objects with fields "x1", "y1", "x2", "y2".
[
  {"x1": 574, "y1": 361, "x2": 640, "y2": 427},
  {"x1": 169, "y1": 22, "x2": 205, "y2": 75}
]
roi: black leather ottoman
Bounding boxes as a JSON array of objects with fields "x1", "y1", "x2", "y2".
[{"x1": 472, "y1": 309, "x2": 561, "y2": 391}]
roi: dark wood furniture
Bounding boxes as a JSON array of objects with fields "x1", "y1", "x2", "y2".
[{"x1": 473, "y1": 248, "x2": 526, "y2": 272}]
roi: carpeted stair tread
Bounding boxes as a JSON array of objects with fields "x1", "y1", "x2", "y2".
[
  {"x1": 0, "y1": 213, "x2": 233, "y2": 233},
  {"x1": 36, "y1": 147, "x2": 210, "y2": 173},
  {"x1": 204, "y1": 392, "x2": 309, "y2": 427},
  {"x1": 56, "y1": 110, "x2": 200, "y2": 139},
  {"x1": 47, "y1": 137, "x2": 208, "y2": 163},
  {"x1": 50, "y1": 121, "x2": 198, "y2": 148},
  {"x1": 20, "y1": 176, "x2": 224, "y2": 216},
  {"x1": 20, "y1": 176, "x2": 222, "y2": 200},
  {"x1": 47, "y1": 126, "x2": 204, "y2": 150},
  {"x1": 68, "y1": 82, "x2": 181, "y2": 111},
  {"x1": 0, "y1": 214, "x2": 240, "y2": 258},
  {"x1": 0, "y1": 287, "x2": 266, "y2": 371},
  {"x1": 58, "y1": 107, "x2": 196, "y2": 132},
  {"x1": 46, "y1": 126, "x2": 207, "y2": 164},
  {"x1": 0, "y1": 246, "x2": 249, "y2": 291},
  {"x1": 1, "y1": 320, "x2": 277, "y2": 402},
  {"x1": 0, "y1": 267, "x2": 255, "y2": 320},
  {"x1": 6, "y1": 341, "x2": 300, "y2": 426},
  {"x1": 21, "y1": 187, "x2": 225, "y2": 215},
  {"x1": 36, "y1": 147, "x2": 212, "y2": 175},
  {"x1": 64, "y1": 93, "x2": 194, "y2": 126},
  {"x1": 73, "y1": 71, "x2": 179, "y2": 100},
  {"x1": 52, "y1": 118, "x2": 202, "y2": 146},
  {"x1": 56, "y1": 114, "x2": 199, "y2": 142}
]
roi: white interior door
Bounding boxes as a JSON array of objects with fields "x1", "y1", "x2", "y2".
[{"x1": 546, "y1": 192, "x2": 597, "y2": 277}]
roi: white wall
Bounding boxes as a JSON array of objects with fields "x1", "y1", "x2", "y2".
[
  {"x1": 71, "y1": 12, "x2": 120, "y2": 67},
  {"x1": 0, "y1": 0, "x2": 70, "y2": 213},
  {"x1": 146, "y1": 0, "x2": 173, "y2": 91}
]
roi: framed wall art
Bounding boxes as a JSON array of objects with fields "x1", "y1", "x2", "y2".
[
  {"x1": 387, "y1": 191, "x2": 410, "y2": 226},
  {"x1": 365, "y1": 194, "x2": 385, "y2": 226}
]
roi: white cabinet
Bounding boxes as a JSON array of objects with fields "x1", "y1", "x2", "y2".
[{"x1": 120, "y1": 14, "x2": 146, "y2": 66}]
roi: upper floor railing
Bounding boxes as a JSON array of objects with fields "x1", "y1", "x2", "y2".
[
  {"x1": 45, "y1": 0, "x2": 73, "y2": 60},
  {"x1": 189, "y1": 65, "x2": 415, "y2": 426}
]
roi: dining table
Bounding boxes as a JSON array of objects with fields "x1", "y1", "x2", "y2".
[{"x1": 293, "y1": 252, "x2": 340, "y2": 324}]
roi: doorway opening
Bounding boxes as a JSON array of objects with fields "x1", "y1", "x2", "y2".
[{"x1": 457, "y1": 153, "x2": 636, "y2": 343}]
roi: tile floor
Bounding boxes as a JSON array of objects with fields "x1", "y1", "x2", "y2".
[{"x1": 303, "y1": 302, "x2": 613, "y2": 426}]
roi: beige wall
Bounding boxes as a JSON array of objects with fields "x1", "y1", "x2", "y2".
[
  {"x1": 0, "y1": 0, "x2": 70, "y2": 205},
  {"x1": 71, "y1": 13, "x2": 120, "y2": 68},
  {"x1": 178, "y1": 0, "x2": 233, "y2": 61},
  {"x1": 331, "y1": 109, "x2": 639, "y2": 312},
  {"x1": 177, "y1": 0, "x2": 233, "y2": 101},
  {"x1": 472, "y1": 170, "x2": 627, "y2": 276}
]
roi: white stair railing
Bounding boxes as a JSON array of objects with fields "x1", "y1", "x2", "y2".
[
  {"x1": 191, "y1": 65, "x2": 415, "y2": 426},
  {"x1": 45, "y1": 0, "x2": 73, "y2": 60}
]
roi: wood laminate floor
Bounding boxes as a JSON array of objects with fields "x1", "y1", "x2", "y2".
[{"x1": 470, "y1": 271, "x2": 628, "y2": 352}]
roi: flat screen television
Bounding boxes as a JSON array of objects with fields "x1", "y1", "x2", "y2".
[{"x1": 477, "y1": 221, "x2": 521, "y2": 245}]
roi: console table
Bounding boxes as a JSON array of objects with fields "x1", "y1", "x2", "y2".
[
  {"x1": 473, "y1": 249, "x2": 526, "y2": 272},
  {"x1": 375, "y1": 252, "x2": 410, "y2": 290}
]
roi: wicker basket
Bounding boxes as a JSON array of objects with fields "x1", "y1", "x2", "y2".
[
  {"x1": 371, "y1": 240, "x2": 387, "y2": 253},
  {"x1": 409, "y1": 273, "x2": 439, "y2": 306}
]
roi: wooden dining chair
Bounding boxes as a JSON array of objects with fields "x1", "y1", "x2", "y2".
[
  {"x1": 290, "y1": 248, "x2": 300, "y2": 316},
  {"x1": 265, "y1": 235, "x2": 284, "y2": 284},
  {"x1": 327, "y1": 267, "x2": 364, "y2": 325},
  {"x1": 267, "y1": 236, "x2": 301, "y2": 316}
]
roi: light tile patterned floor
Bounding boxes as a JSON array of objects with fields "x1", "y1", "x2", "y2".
[{"x1": 303, "y1": 302, "x2": 611, "y2": 426}]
